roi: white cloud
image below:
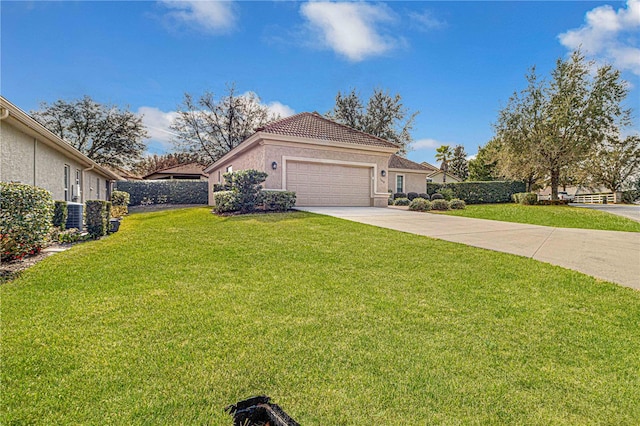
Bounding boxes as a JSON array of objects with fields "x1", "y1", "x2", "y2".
[
  {"x1": 558, "y1": 0, "x2": 640, "y2": 75},
  {"x1": 300, "y1": 2, "x2": 399, "y2": 61},
  {"x1": 159, "y1": 0, "x2": 237, "y2": 34},
  {"x1": 411, "y1": 138, "x2": 452, "y2": 150},
  {"x1": 137, "y1": 106, "x2": 179, "y2": 150},
  {"x1": 266, "y1": 101, "x2": 295, "y2": 118},
  {"x1": 409, "y1": 10, "x2": 447, "y2": 31}
]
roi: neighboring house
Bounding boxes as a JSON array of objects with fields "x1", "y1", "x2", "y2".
[
  {"x1": 388, "y1": 154, "x2": 438, "y2": 194},
  {"x1": 420, "y1": 162, "x2": 463, "y2": 184},
  {"x1": 106, "y1": 165, "x2": 142, "y2": 181},
  {"x1": 0, "y1": 96, "x2": 121, "y2": 202},
  {"x1": 143, "y1": 162, "x2": 207, "y2": 180},
  {"x1": 205, "y1": 112, "x2": 399, "y2": 207}
]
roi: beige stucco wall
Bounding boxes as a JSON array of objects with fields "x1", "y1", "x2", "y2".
[
  {"x1": 388, "y1": 170, "x2": 427, "y2": 194},
  {"x1": 1, "y1": 122, "x2": 35, "y2": 185},
  {"x1": 263, "y1": 141, "x2": 389, "y2": 191},
  {"x1": 208, "y1": 144, "x2": 265, "y2": 205},
  {"x1": 1, "y1": 120, "x2": 109, "y2": 201},
  {"x1": 208, "y1": 137, "x2": 393, "y2": 207},
  {"x1": 428, "y1": 172, "x2": 462, "y2": 184}
]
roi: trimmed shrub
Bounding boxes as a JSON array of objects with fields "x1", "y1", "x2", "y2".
[
  {"x1": 407, "y1": 192, "x2": 419, "y2": 201},
  {"x1": 431, "y1": 193, "x2": 444, "y2": 200},
  {"x1": 449, "y1": 198, "x2": 466, "y2": 209},
  {"x1": 111, "y1": 205, "x2": 128, "y2": 218},
  {"x1": 512, "y1": 192, "x2": 538, "y2": 205},
  {"x1": 436, "y1": 188, "x2": 454, "y2": 201},
  {"x1": 213, "y1": 191, "x2": 241, "y2": 213},
  {"x1": 53, "y1": 201, "x2": 68, "y2": 230},
  {"x1": 431, "y1": 199, "x2": 450, "y2": 211},
  {"x1": 57, "y1": 228, "x2": 85, "y2": 244},
  {"x1": 0, "y1": 183, "x2": 54, "y2": 261},
  {"x1": 409, "y1": 197, "x2": 431, "y2": 211},
  {"x1": 213, "y1": 183, "x2": 231, "y2": 193},
  {"x1": 393, "y1": 192, "x2": 407, "y2": 200},
  {"x1": 394, "y1": 197, "x2": 410, "y2": 206},
  {"x1": 388, "y1": 197, "x2": 394, "y2": 205},
  {"x1": 418, "y1": 193, "x2": 429, "y2": 200},
  {"x1": 114, "y1": 180, "x2": 208, "y2": 206},
  {"x1": 111, "y1": 190, "x2": 130, "y2": 206},
  {"x1": 260, "y1": 191, "x2": 296, "y2": 212},
  {"x1": 85, "y1": 200, "x2": 111, "y2": 239},
  {"x1": 427, "y1": 181, "x2": 526, "y2": 204},
  {"x1": 224, "y1": 169, "x2": 269, "y2": 213}
]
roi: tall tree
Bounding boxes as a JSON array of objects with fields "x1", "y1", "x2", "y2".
[
  {"x1": 449, "y1": 145, "x2": 469, "y2": 180},
  {"x1": 494, "y1": 51, "x2": 632, "y2": 199},
  {"x1": 327, "y1": 88, "x2": 418, "y2": 155},
  {"x1": 171, "y1": 84, "x2": 278, "y2": 164},
  {"x1": 435, "y1": 145, "x2": 453, "y2": 183},
  {"x1": 468, "y1": 140, "x2": 502, "y2": 181},
  {"x1": 581, "y1": 135, "x2": 640, "y2": 195},
  {"x1": 32, "y1": 96, "x2": 147, "y2": 168}
]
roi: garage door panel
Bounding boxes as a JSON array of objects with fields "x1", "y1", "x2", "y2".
[{"x1": 287, "y1": 161, "x2": 372, "y2": 206}]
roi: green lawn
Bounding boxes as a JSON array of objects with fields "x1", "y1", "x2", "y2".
[
  {"x1": 438, "y1": 203, "x2": 640, "y2": 232},
  {"x1": 2, "y1": 208, "x2": 639, "y2": 425}
]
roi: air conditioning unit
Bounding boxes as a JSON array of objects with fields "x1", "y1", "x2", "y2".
[{"x1": 66, "y1": 202, "x2": 84, "y2": 230}]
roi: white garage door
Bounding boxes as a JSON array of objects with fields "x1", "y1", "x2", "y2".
[{"x1": 286, "y1": 161, "x2": 372, "y2": 206}]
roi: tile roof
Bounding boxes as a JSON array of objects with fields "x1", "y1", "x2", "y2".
[
  {"x1": 388, "y1": 154, "x2": 438, "y2": 172},
  {"x1": 257, "y1": 112, "x2": 399, "y2": 149}
]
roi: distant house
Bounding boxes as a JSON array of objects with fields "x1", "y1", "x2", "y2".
[
  {"x1": 0, "y1": 96, "x2": 120, "y2": 202},
  {"x1": 388, "y1": 154, "x2": 438, "y2": 194},
  {"x1": 143, "y1": 163, "x2": 207, "y2": 180},
  {"x1": 420, "y1": 162, "x2": 463, "y2": 184},
  {"x1": 106, "y1": 165, "x2": 142, "y2": 181}
]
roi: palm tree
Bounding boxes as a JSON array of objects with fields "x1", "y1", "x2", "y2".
[{"x1": 435, "y1": 145, "x2": 453, "y2": 183}]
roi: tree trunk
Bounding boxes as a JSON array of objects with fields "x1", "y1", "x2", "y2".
[{"x1": 550, "y1": 169, "x2": 559, "y2": 200}]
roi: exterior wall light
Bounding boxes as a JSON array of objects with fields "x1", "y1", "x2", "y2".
[
  {"x1": 271, "y1": 161, "x2": 278, "y2": 170},
  {"x1": 381, "y1": 170, "x2": 387, "y2": 177}
]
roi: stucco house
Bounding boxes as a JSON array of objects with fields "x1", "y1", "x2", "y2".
[
  {"x1": 205, "y1": 112, "x2": 400, "y2": 207},
  {"x1": 420, "y1": 162, "x2": 463, "y2": 184},
  {"x1": 143, "y1": 162, "x2": 207, "y2": 180},
  {"x1": 0, "y1": 96, "x2": 120, "y2": 202},
  {"x1": 388, "y1": 154, "x2": 438, "y2": 194}
]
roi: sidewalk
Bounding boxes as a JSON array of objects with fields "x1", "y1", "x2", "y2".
[{"x1": 297, "y1": 207, "x2": 640, "y2": 290}]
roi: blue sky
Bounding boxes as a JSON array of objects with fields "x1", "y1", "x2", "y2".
[{"x1": 2, "y1": 1, "x2": 639, "y2": 166}]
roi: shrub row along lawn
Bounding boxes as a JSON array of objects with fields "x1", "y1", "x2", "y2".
[
  {"x1": 2, "y1": 208, "x2": 639, "y2": 425},
  {"x1": 438, "y1": 203, "x2": 640, "y2": 232}
]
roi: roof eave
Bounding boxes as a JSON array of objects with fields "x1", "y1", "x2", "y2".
[{"x1": 0, "y1": 96, "x2": 121, "y2": 181}]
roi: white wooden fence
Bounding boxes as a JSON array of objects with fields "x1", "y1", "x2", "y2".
[{"x1": 574, "y1": 193, "x2": 616, "y2": 204}]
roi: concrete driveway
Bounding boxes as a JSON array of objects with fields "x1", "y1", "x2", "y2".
[
  {"x1": 297, "y1": 207, "x2": 640, "y2": 290},
  {"x1": 572, "y1": 203, "x2": 640, "y2": 222}
]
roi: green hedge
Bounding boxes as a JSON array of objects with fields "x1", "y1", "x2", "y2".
[
  {"x1": 53, "y1": 201, "x2": 68, "y2": 230},
  {"x1": 512, "y1": 192, "x2": 538, "y2": 205},
  {"x1": 427, "y1": 181, "x2": 526, "y2": 204},
  {"x1": 213, "y1": 191, "x2": 241, "y2": 214},
  {"x1": 260, "y1": 191, "x2": 296, "y2": 212},
  {"x1": 85, "y1": 200, "x2": 111, "y2": 239},
  {"x1": 114, "y1": 180, "x2": 208, "y2": 206},
  {"x1": 0, "y1": 183, "x2": 54, "y2": 261}
]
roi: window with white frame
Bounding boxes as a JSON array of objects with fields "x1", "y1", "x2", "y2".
[
  {"x1": 64, "y1": 165, "x2": 71, "y2": 201},
  {"x1": 96, "y1": 177, "x2": 101, "y2": 199},
  {"x1": 396, "y1": 175, "x2": 404, "y2": 193}
]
